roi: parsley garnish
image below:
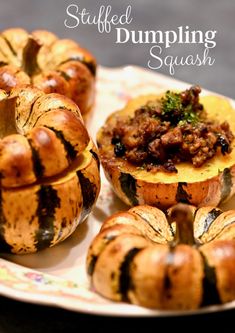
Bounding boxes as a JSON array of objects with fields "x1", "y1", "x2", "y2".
[{"x1": 161, "y1": 90, "x2": 200, "y2": 125}]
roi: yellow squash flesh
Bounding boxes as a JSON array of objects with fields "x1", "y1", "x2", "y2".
[{"x1": 97, "y1": 94, "x2": 235, "y2": 209}]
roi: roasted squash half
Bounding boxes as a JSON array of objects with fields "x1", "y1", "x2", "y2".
[
  {"x1": 0, "y1": 28, "x2": 96, "y2": 117},
  {"x1": 97, "y1": 94, "x2": 235, "y2": 209},
  {"x1": 0, "y1": 88, "x2": 100, "y2": 253},
  {"x1": 87, "y1": 203, "x2": 235, "y2": 310}
]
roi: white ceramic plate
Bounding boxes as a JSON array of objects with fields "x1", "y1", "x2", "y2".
[{"x1": 0, "y1": 66, "x2": 235, "y2": 317}]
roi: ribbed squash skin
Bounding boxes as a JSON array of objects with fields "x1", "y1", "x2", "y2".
[
  {"x1": 97, "y1": 95, "x2": 235, "y2": 209},
  {"x1": 0, "y1": 88, "x2": 100, "y2": 253},
  {"x1": 87, "y1": 204, "x2": 235, "y2": 310},
  {"x1": 0, "y1": 28, "x2": 96, "y2": 117}
]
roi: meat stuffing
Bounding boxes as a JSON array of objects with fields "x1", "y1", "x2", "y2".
[{"x1": 109, "y1": 86, "x2": 234, "y2": 173}]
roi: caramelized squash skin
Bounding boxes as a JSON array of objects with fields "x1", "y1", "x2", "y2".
[
  {"x1": 0, "y1": 141, "x2": 100, "y2": 254},
  {"x1": 87, "y1": 204, "x2": 235, "y2": 310},
  {"x1": 97, "y1": 95, "x2": 235, "y2": 209},
  {"x1": 0, "y1": 28, "x2": 96, "y2": 116},
  {"x1": 0, "y1": 88, "x2": 100, "y2": 254}
]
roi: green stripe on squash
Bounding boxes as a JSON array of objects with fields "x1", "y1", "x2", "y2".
[
  {"x1": 90, "y1": 149, "x2": 100, "y2": 170},
  {"x1": 119, "y1": 173, "x2": 138, "y2": 206},
  {"x1": 201, "y1": 208, "x2": 223, "y2": 235},
  {"x1": 35, "y1": 185, "x2": 60, "y2": 251},
  {"x1": 28, "y1": 138, "x2": 45, "y2": 179},
  {"x1": 176, "y1": 182, "x2": 192, "y2": 204},
  {"x1": 45, "y1": 126, "x2": 77, "y2": 161},
  {"x1": 220, "y1": 168, "x2": 232, "y2": 203},
  {"x1": 200, "y1": 252, "x2": 221, "y2": 306},
  {"x1": 119, "y1": 247, "x2": 141, "y2": 301},
  {"x1": 77, "y1": 171, "x2": 97, "y2": 221}
]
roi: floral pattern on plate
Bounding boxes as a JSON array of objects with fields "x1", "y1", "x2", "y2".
[{"x1": 0, "y1": 66, "x2": 235, "y2": 316}]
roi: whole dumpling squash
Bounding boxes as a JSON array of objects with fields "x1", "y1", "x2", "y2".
[
  {"x1": 87, "y1": 203, "x2": 235, "y2": 310},
  {"x1": 0, "y1": 28, "x2": 96, "y2": 117},
  {"x1": 0, "y1": 87, "x2": 100, "y2": 253}
]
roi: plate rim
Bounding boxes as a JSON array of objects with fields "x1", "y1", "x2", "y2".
[{"x1": 1, "y1": 65, "x2": 235, "y2": 317}]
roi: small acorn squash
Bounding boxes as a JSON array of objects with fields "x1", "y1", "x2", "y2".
[
  {"x1": 0, "y1": 28, "x2": 96, "y2": 117},
  {"x1": 0, "y1": 87, "x2": 100, "y2": 253},
  {"x1": 87, "y1": 203, "x2": 235, "y2": 310},
  {"x1": 97, "y1": 93, "x2": 235, "y2": 209}
]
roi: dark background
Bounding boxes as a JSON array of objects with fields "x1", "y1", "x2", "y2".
[
  {"x1": 0, "y1": 0, "x2": 235, "y2": 98},
  {"x1": 0, "y1": 0, "x2": 235, "y2": 331}
]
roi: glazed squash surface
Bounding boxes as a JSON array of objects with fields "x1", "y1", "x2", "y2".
[
  {"x1": 0, "y1": 88, "x2": 100, "y2": 253},
  {"x1": 0, "y1": 87, "x2": 90, "y2": 187},
  {"x1": 87, "y1": 204, "x2": 235, "y2": 310},
  {"x1": 97, "y1": 94, "x2": 235, "y2": 209},
  {"x1": 0, "y1": 28, "x2": 96, "y2": 116}
]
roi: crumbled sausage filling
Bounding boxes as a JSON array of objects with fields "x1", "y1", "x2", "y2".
[{"x1": 110, "y1": 86, "x2": 234, "y2": 173}]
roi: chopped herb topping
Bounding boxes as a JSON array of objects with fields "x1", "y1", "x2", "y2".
[
  {"x1": 161, "y1": 86, "x2": 203, "y2": 125},
  {"x1": 108, "y1": 86, "x2": 234, "y2": 173}
]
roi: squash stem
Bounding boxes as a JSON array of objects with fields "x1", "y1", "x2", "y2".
[
  {"x1": 22, "y1": 36, "x2": 41, "y2": 77},
  {"x1": 0, "y1": 97, "x2": 19, "y2": 138},
  {"x1": 168, "y1": 204, "x2": 195, "y2": 246}
]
